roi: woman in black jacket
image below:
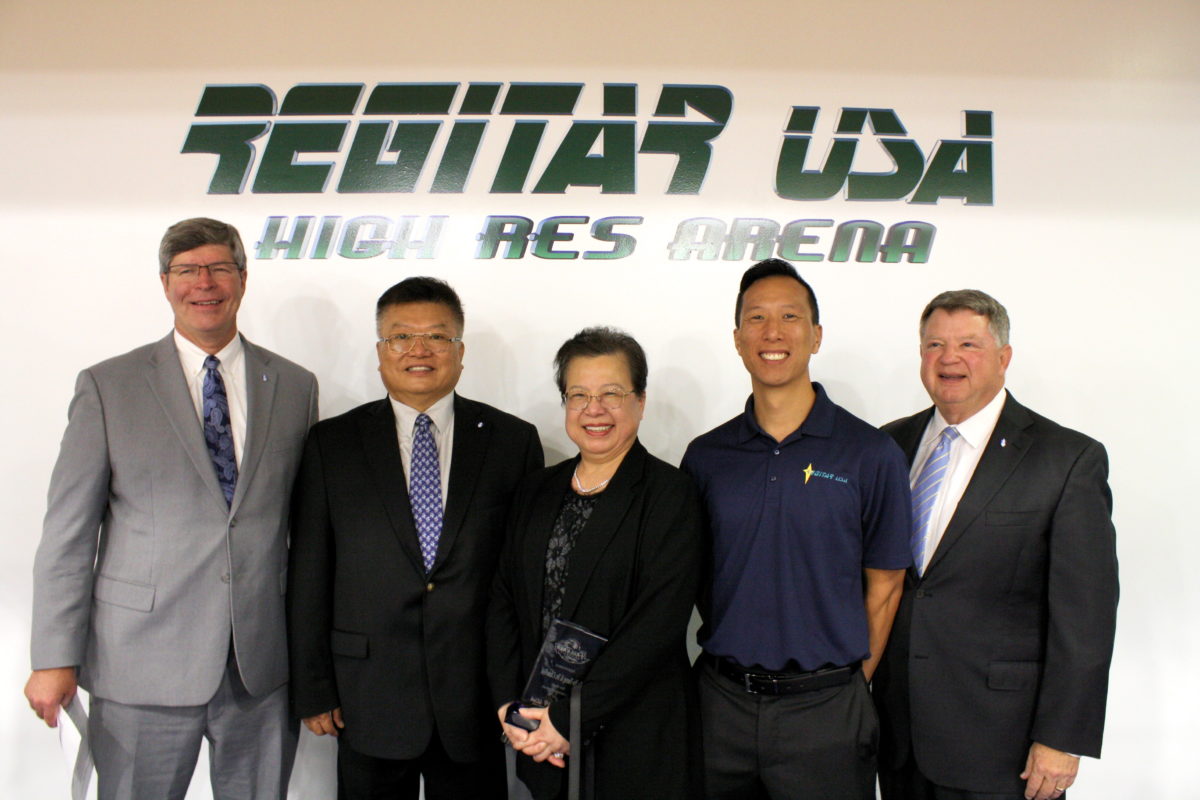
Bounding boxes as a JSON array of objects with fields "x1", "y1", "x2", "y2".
[{"x1": 488, "y1": 326, "x2": 704, "y2": 799}]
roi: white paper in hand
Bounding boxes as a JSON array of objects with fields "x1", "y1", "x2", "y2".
[{"x1": 56, "y1": 693, "x2": 96, "y2": 800}]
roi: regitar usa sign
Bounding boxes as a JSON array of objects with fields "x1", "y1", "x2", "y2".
[
  {"x1": 180, "y1": 83, "x2": 993, "y2": 263},
  {"x1": 181, "y1": 82, "x2": 992, "y2": 203}
]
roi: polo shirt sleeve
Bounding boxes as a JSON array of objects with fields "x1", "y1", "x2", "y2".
[{"x1": 860, "y1": 436, "x2": 913, "y2": 570}]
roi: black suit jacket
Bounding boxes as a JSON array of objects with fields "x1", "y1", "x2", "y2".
[
  {"x1": 287, "y1": 393, "x2": 542, "y2": 761},
  {"x1": 487, "y1": 440, "x2": 704, "y2": 800},
  {"x1": 874, "y1": 392, "x2": 1118, "y2": 793}
]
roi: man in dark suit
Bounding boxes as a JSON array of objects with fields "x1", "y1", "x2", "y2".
[
  {"x1": 25, "y1": 217, "x2": 318, "y2": 799},
  {"x1": 287, "y1": 277, "x2": 542, "y2": 799},
  {"x1": 875, "y1": 289, "x2": 1118, "y2": 800}
]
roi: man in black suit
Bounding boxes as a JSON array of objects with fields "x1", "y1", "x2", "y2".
[
  {"x1": 875, "y1": 289, "x2": 1118, "y2": 800},
  {"x1": 287, "y1": 277, "x2": 543, "y2": 799}
]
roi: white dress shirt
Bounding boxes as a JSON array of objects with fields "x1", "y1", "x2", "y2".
[
  {"x1": 174, "y1": 330, "x2": 247, "y2": 467},
  {"x1": 390, "y1": 392, "x2": 455, "y2": 500},
  {"x1": 909, "y1": 388, "x2": 1008, "y2": 574}
]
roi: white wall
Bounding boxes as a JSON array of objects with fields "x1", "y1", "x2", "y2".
[{"x1": 2, "y1": 1, "x2": 1197, "y2": 796}]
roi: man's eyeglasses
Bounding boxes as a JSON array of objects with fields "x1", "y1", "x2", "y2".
[
  {"x1": 165, "y1": 262, "x2": 242, "y2": 281},
  {"x1": 562, "y1": 390, "x2": 635, "y2": 410},
  {"x1": 378, "y1": 332, "x2": 463, "y2": 355}
]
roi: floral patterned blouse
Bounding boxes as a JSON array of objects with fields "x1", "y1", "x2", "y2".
[{"x1": 540, "y1": 490, "x2": 599, "y2": 637}]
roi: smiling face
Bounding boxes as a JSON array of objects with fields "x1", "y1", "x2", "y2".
[
  {"x1": 376, "y1": 301, "x2": 465, "y2": 411},
  {"x1": 161, "y1": 243, "x2": 246, "y2": 354},
  {"x1": 563, "y1": 353, "x2": 645, "y2": 467},
  {"x1": 733, "y1": 274, "x2": 823, "y2": 392},
  {"x1": 919, "y1": 308, "x2": 1012, "y2": 424}
]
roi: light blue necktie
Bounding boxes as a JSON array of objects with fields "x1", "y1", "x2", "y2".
[
  {"x1": 411, "y1": 413, "x2": 444, "y2": 573},
  {"x1": 202, "y1": 355, "x2": 238, "y2": 507},
  {"x1": 910, "y1": 426, "x2": 959, "y2": 575}
]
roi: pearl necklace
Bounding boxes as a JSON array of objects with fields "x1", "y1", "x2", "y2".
[{"x1": 573, "y1": 465, "x2": 611, "y2": 495}]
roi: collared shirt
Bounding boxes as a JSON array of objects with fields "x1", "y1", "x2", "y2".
[
  {"x1": 390, "y1": 392, "x2": 454, "y2": 499},
  {"x1": 174, "y1": 330, "x2": 247, "y2": 467},
  {"x1": 681, "y1": 383, "x2": 912, "y2": 672},
  {"x1": 909, "y1": 388, "x2": 1007, "y2": 574}
]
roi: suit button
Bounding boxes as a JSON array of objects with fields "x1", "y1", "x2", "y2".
[
  {"x1": 916, "y1": 589, "x2": 930, "y2": 598},
  {"x1": 426, "y1": 582, "x2": 435, "y2": 592},
  {"x1": 221, "y1": 573, "x2": 231, "y2": 583}
]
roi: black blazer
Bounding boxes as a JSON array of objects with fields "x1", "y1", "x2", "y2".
[
  {"x1": 874, "y1": 392, "x2": 1118, "y2": 793},
  {"x1": 287, "y1": 393, "x2": 542, "y2": 761},
  {"x1": 487, "y1": 440, "x2": 704, "y2": 800}
]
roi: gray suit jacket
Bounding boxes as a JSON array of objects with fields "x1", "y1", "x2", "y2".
[{"x1": 31, "y1": 332, "x2": 318, "y2": 706}]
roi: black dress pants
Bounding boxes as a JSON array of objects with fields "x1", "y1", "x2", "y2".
[
  {"x1": 879, "y1": 755, "x2": 1048, "y2": 800},
  {"x1": 337, "y1": 732, "x2": 505, "y2": 800},
  {"x1": 698, "y1": 658, "x2": 877, "y2": 800}
]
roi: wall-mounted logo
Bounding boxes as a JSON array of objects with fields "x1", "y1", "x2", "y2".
[
  {"x1": 181, "y1": 83, "x2": 991, "y2": 262},
  {"x1": 776, "y1": 107, "x2": 992, "y2": 204},
  {"x1": 182, "y1": 83, "x2": 992, "y2": 206},
  {"x1": 183, "y1": 82, "x2": 731, "y2": 195}
]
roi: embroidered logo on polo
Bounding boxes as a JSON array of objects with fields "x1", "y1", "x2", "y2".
[{"x1": 802, "y1": 463, "x2": 849, "y2": 485}]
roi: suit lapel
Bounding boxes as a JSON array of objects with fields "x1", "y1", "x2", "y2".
[
  {"x1": 893, "y1": 409, "x2": 934, "y2": 466},
  {"x1": 145, "y1": 333, "x2": 229, "y2": 513},
  {"x1": 522, "y1": 461, "x2": 573, "y2": 626},
  {"x1": 435, "y1": 395, "x2": 488, "y2": 573},
  {"x1": 925, "y1": 394, "x2": 1034, "y2": 574},
  {"x1": 358, "y1": 399, "x2": 426, "y2": 575},
  {"x1": 232, "y1": 337, "x2": 274, "y2": 515},
  {"x1": 559, "y1": 441, "x2": 646, "y2": 622}
]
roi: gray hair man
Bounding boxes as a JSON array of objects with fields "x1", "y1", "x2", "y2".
[
  {"x1": 25, "y1": 218, "x2": 318, "y2": 799},
  {"x1": 874, "y1": 289, "x2": 1118, "y2": 800}
]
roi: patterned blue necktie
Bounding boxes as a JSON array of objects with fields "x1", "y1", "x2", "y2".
[
  {"x1": 910, "y1": 426, "x2": 959, "y2": 576},
  {"x1": 202, "y1": 355, "x2": 238, "y2": 507},
  {"x1": 411, "y1": 413, "x2": 444, "y2": 573}
]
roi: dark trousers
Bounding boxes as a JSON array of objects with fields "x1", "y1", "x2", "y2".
[
  {"x1": 697, "y1": 657, "x2": 877, "y2": 800},
  {"x1": 336, "y1": 733, "x2": 505, "y2": 800},
  {"x1": 879, "y1": 757, "x2": 1048, "y2": 800}
]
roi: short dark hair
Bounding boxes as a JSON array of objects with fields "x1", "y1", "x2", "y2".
[
  {"x1": 375, "y1": 277, "x2": 465, "y2": 334},
  {"x1": 734, "y1": 258, "x2": 819, "y2": 327},
  {"x1": 920, "y1": 289, "x2": 1010, "y2": 347},
  {"x1": 553, "y1": 326, "x2": 648, "y2": 396},
  {"x1": 159, "y1": 217, "x2": 247, "y2": 273}
]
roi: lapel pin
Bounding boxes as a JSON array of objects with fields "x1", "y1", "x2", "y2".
[{"x1": 1000, "y1": 438, "x2": 1007, "y2": 447}]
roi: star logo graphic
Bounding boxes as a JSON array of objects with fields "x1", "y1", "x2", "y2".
[{"x1": 803, "y1": 463, "x2": 814, "y2": 484}]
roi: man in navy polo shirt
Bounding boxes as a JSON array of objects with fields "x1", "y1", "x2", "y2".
[{"x1": 682, "y1": 259, "x2": 911, "y2": 799}]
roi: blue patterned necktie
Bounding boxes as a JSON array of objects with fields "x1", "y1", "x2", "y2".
[
  {"x1": 411, "y1": 413, "x2": 444, "y2": 573},
  {"x1": 202, "y1": 355, "x2": 238, "y2": 507},
  {"x1": 910, "y1": 426, "x2": 959, "y2": 576}
]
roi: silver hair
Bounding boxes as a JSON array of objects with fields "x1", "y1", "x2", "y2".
[{"x1": 919, "y1": 289, "x2": 1010, "y2": 347}]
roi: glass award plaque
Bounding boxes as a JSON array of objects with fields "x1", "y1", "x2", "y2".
[{"x1": 505, "y1": 618, "x2": 607, "y2": 732}]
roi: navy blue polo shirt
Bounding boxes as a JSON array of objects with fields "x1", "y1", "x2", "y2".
[{"x1": 681, "y1": 384, "x2": 911, "y2": 671}]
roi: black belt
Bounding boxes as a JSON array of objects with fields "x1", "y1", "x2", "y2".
[{"x1": 708, "y1": 654, "x2": 859, "y2": 695}]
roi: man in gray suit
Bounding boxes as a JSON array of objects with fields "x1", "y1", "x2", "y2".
[{"x1": 24, "y1": 218, "x2": 319, "y2": 800}]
